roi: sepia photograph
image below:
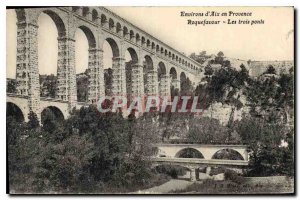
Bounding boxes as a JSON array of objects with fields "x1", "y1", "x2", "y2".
[{"x1": 6, "y1": 6, "x2": 294, "y2": 194}]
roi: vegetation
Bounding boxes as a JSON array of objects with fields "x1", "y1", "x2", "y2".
[
  {"x1": 7, "y1": 108, "x2": 169, "y2": 193},
  {"x1": 76, "y1": 70, "x2": 89, "y2": 102},
  {"x1": 40, "y1": 74, "x2": 57, "y2": 98},
  {"x1": 7, "y1": 50, "x2": 294, "y2": 193},
  {"x1": 170, "y1": 178, "x2": 294, "y2": 194},
  {"x1": 191, "y1": 51, "x2": 294, "y2": 177}
]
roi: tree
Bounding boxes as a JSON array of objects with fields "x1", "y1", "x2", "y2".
[
  {"x1": 215, "y1": 51, "x2": 225, "y2": 64},
  {"x1": 246, "y1": 70, "x2": 293, "y2": 123},
  {"x1": 217, "y1": 51, "x2": 224, "y2": 57},
  {"x1": 204, "y1": 65, "x2": 213, "y2": 76},
  {"x1": 188, "y1": 117, "x2": 229, "y2": 144},
  {"x1": 189, "y1": 51, "x2": 208, "y2": 64},
  {"x1": 27, "y1": 111, "x2": 39, "y2": 129},
  {"x1": 180, "y1": 77, "x2": 194, "y2": 95},
  {"x1": 234, "y1": 116, "x2": 292, "y2": 176},
  {"x1": 39, "y1": 74, "x2": 57, "y2": 98},
  {"x1": 264, "y1": 65, "x2": 277, "y2": 74}
]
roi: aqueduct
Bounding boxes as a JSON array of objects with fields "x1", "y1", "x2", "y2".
[{"x1": 8, "y1": 6, "x2": 203, "y2": 120}]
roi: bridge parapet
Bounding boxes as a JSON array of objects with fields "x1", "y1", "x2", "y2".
[
  {"x1": 151, "y1": 157, "x2": 249, "y2": 167},
  {"x1": 153, "y1": 143, "x2": 249, "y2": 161}
]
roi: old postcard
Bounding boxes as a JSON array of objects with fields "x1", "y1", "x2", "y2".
[{"x1": 6, "y1": 6, "x2": 294, "y2": 194}]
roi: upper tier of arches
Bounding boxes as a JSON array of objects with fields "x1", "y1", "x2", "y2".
[
  {"x1": 14, "y1": 7, "x2": 200, "y2": 90},
  {"x1": 69, "y1": 6, "x2": 201, "y2": 74}
]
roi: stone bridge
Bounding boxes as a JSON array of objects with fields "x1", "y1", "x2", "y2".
[
  {"x1": 7, "y1": 93, "x2": 73, "y2": 121},
  {"x1": 151, "y1": 144, "x2": 249, "y2": 181},
  {"x1": 8, "y1": 6, "x2": 204, "y2": 120}
]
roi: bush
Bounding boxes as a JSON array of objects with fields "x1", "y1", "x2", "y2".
[
  {"x1": 224, "y1": 170, "x2": 244, "y2": 184},
  {"x1": 154, "y1": 165, "x2": 187, "y2": 178},
  {"x1": 210, "y1": 167, "x2": 226, "y2": 176}
]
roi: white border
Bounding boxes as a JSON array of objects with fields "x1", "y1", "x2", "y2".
[{"x1": 1, "y1": 0, "x2": 298, "y2": 199}]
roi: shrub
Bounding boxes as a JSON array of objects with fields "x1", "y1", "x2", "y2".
[
  {"x1": 154, "y1": 165, "x2": 187, "y2": 178},
  {"x1": 224, "y1": 169, "x2": 244, "y2": 184}
]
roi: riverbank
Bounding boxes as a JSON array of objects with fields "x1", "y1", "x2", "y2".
[
  {"x1": 132, "y1": 179, "x2": 195, "y2": 194},
  {"x1": 170, "y1": 176, "x2": 294, "y2": 194}
]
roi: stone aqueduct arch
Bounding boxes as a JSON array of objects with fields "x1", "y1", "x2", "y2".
[
  {"x1": 7, "y1": 95, "x2": 69, "y2": 121},
  {"x1": 12, "y1": 7, "x2": 203, "y2": 119}
]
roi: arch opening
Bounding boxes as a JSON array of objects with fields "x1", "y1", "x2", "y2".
[
  {"x1": 180, "y1": 72, "x2": 192, "y2": 95},
  {"x1": 109, "y1": 18, "x2": 114, "y2": 30},
  {"x1": 143, "y1": 55, "x2": 154, "y2": 95},
  {"x1": 136, "y1": 33, "x2": 140, "y2": 43},
  {"x1": 38, "y1": 11, "x2": 66, "y2": 99},
  {"x1": 116, "y1": 23, "x2": 122, "y2": 34},
  {"x1": 141, "y1": 37, "x2": 145, "y2": 46},
  {"x1": 170, "y1": 67, "x2": 179, "y2": 97},
  {"x1": 158, "y1": 62, "x2": 166, "y2": 80},
  {"x1": 175, "y1": 148, "x2": 204, "y2": 158},
  {"x1": 212, "y1": 149, "x2": 244, "y2": 160},
  {"x1": 74, "y1": 26, "x2": 96, "y2": 102},
  {"x1": 170, "y1": 67, "x2": 177, "y2": 80},
  {"x1": 6, "y1": 102, "x2": 25, "y2": 122},
  {"x1": 103, "y1": 38, "x2": 120, "y2": 96},
  {"x1": 41, "y1": 106, "x2": 64, "y2": 130},
  {"x1": 75, "y1": 28, "x2": 89, "y2": 102},
  {"x1": 123, "y1": 26, "x2": 128, "y2": 38},
  {"x1": 101, "y1": 14, "x2": 107, "y2": 26},
  {"x1": 125, "y1": 47, "x2": 139, "y2": 99},
  {"x1": 82, "y1": 7, "x2": 89, "y2": 18},
  {"x1": 92, "y1": 9, "x2": 98, "y2": 22}
]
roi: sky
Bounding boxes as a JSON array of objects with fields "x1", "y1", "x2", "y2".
[{"x1": 6, "y1": 7, "x2": 294, "y2": 78}]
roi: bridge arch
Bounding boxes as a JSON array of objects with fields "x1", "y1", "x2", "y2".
[
  {"x1": 130, "y1": 30, "x2": 135, "y2": 41},
  {"x1": 82, "y1": 7, "x2": 90, "y2": 18},
  {"x1": 170, "y1": 67, "x2": 177, "y2": 80},
  {"x1": 124, "y1": 47, "x2": 139, "y2": 98},
  {"x1": 91, "y1": 9, "x2": 98, "y2": 22},
  {"x1": 158, "y1": 62, "x2": 167, "y2": 79},
  {"x1": 39, "y1": 9, "x2": 66, "y2": 37},
  {"x1": 123, "y1": 26, "x2": 128, "y2": 38},
  {"x1": 211, "y1": 148, "x2": 244, "y2": 160},
  {"x1": 108, "y1": 18, "x2": 115, "y2": 31},
  {"x1": 146, "y1": 39, "x2": 150, "y2": 48},
  {"x1": 175, "y1": 148, "x2": 204, "y2": 158},
  {"x1": 6, "y1": 102, "x2": 25, "y2": 122},
  {"x1": 100, "y1": 14, "x2": 107, "y2": 26},
  {"x1": 116, "y1": 22, "x2": 122, "y2": 35},
  {"x1": 156, "y1": 44, "x2": 159, "y2": 53},
  {"x1": 76, "y1": 25, "x2": 97, "y2": 48},
  {"x1": 74, "y1": 25, "x2": 98, "y2": 102},
  {"x1": 41, "y1": 106, "x2": 65, "y2": 122},
  {"x1": 151, "y1": 42, "x2": 155, "y2": 50},
  {"x1": 180, "y1": 72, "x2": 187, "y2": 82},
  {"x1": 102, "y1": 36, "x2": 121, "y2": 97},
  {"x1": 35, "y1": 9, "x2": 69, "y2": 100},
  {"x1": 126, "y1": 47, "x2": 139, "y2": 63},
  {"x1": 135, "y1": 33, "x2": 140, "y2": 44},
  {"x1": 143, "y1": 55, "x2": 154, "y2": 95},
  {"x1": 102, "y1": 37, "x2": 120, "y2": 58},
  {"x1": 141, "y1": 36, "x2": 146, "y2": 46}
]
